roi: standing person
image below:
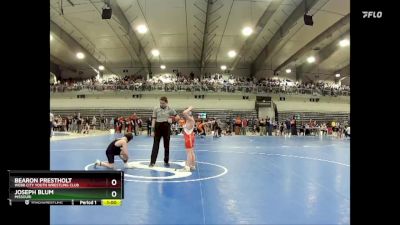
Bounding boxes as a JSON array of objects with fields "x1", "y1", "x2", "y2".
[
  {"x1": 259, "y1": 118, "x2": 266, "y2": 136},
  {"x1": 279, "y1": 122, "x2": 284, "y2": 136},
  {"x1": 234, "y1": 116, "x2": 242, "y2": 135},
  {"x1": 285, "y1": 118, "x2": 291, "y2": 136},
  {"x1": 242, "y1": 118, "x2": 248, "y2": 135},
  {"x1": 66, "y1": 116, "x2": 70, "y2": 132},
  {"x1": 131, "y1": 113, "x2": 138, "y2": 135},
  {"x1": 268, "y1": 118, "x2": 274, "y2": 136},
  {"x1": 91, "y1": 116, "x2": 97, "y2": 131},
  {"x1": 77, "y1": 116, "x2": 82, "y2": 133},
  {"x1": 110, "y1": 117, "x2": 114, "y2": 130},
  {"x1": 178, "y1": 106, "x2": 196, "y2": 172},
  {"x1": 146, "y1": 117, "x2": 152, "y2": 136},
  {"x1": 345, "y1": 125, "x2": 350, "y2": 138},
  {"x1": 115, "y1": 118, "x2": 120, "y2": 133},
  {"x1": 82, "y1": 119, "x2": 90, "y2": 134},
  {"x1": 50, "y1": 112, "x2": 54, "y2": 138},
  {"x1": 137, "y1": 118, "x2": 143, "y2": 135},
  {"x1": 149, "y1": 96, "x2": 179, "y2": 167},
  {"x1": 214, "y1": 119, "x2": 222, "y2": 137},
  {"x1": 290, "y1": 116, "x2": 297, "y2": 135},
  {"x1": 197, "y1": 120, "x2": 206, "y2": 138},
  {"x1": 104, "y1": 117, "x2": 108, "y2": 130},
  {"x1": 100, "y1": 116, "x2": 105, "y2": 131},
  {"x1": 338, "y1": 122, "x2": 344, "y2": 139},
  {"x1": 71, "y1": 113, "x2": 77, "y2": 133},
  {"x1": 127, "y1": 118, "x2": 133, "y2": 133}
]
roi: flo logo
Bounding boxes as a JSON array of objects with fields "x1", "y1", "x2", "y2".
[{"x1": 362, "y1": 11, "x2": 382, "y2": 18}]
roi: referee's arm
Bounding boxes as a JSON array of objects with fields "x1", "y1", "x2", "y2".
[
  {"x1": 171, "y1": 108, "x2": 180, "y2": 121},
  {"x1": 151, "y1": 107, "x2": 157, "y2": 135}
]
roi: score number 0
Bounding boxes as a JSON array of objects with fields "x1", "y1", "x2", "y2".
[{"x1": 111, "y1": 179, "x2": 118, "y2": 198}]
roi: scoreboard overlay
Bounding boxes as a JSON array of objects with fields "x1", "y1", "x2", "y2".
[{"x1": 8, "y1": 170, "x2": 124, "y2": 206}]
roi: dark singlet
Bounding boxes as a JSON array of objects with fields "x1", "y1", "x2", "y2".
[
  {"x1": 105, "y1": 139, "x2": 123, "y2": 163},
  {"x1": 106, "y1": 139, "x2": 122, "y2": 155}
]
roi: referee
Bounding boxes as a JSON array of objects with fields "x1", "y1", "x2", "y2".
[{"x1": 149, "y1": 96, "x2": 180, "y2": 167}]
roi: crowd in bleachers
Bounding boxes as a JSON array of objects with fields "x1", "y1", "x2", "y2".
[
  {"x1": 51, "y1": 110, "x2": 350, "y2": 139},
  {"x1": 215, "y1": 116, "x2": 349, "y2": 138},
  {"x1": 50, "y1": 73, "x2": 350, "y2": 96},
  {"x1": 50, "y1": 112, "x2": 146, "y2": 136}
]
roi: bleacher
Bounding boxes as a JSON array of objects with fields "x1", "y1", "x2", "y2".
[
  {"x1": 277, "y1": 111, "x2": 349, "y2": 125},
  {"x1": 50, "y1": 108, "x2": 258, "y2": 125},
  {"x1": 53, "y1": 107, "x2": 350, "y2": 126}
]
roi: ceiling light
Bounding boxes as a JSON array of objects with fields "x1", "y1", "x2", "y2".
[
  {"x1": 151, "y1": 49, "x2": 160, "y2": 56},
  {"x1": 228, "y1": 50, "x2": 237, "y2": 58},
  {"x1": 242, "y1": 27, "x2": 253, "y2": 36},
  {"x1": 307, "y1": 56, "x2": 315, "y2": 63},
  {"x1": 137, "y1": 24, "x2": 148, "y2": 34},
  {"x1": 76, "y1": 52, "x2": 85, "y2": 59}
]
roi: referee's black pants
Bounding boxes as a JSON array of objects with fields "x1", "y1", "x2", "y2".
[{"x1": 151, "y1": 122, "x2": 171, "y2": 164}]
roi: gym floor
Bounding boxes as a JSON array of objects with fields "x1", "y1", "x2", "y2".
[{"x1": 50, "y1": 134, "x2": 350, "y2": 225}]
